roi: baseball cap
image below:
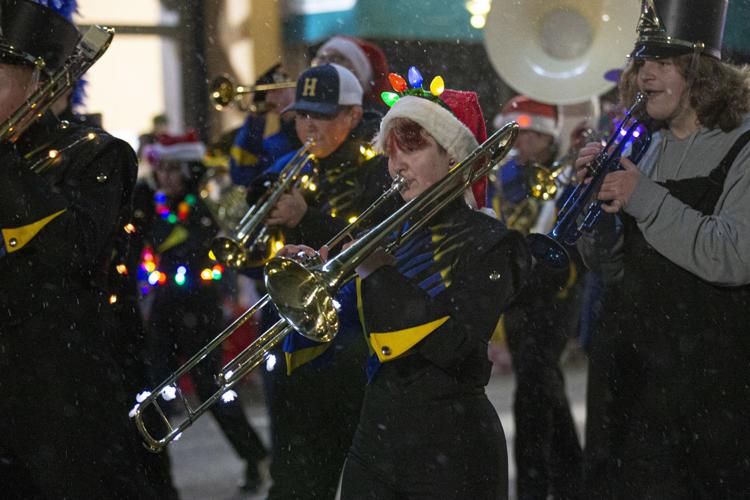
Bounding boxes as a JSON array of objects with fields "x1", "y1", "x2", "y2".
[{"x1": 284, "y1": 63, "x2": 363, "y2": 117}]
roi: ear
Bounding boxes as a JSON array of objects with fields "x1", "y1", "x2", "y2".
[{"x1": 349, "y1": 105, "x2": 363, "y2": 128}]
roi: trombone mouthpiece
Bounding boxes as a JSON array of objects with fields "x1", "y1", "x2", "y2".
[{"x1": 392, "y1": 175, "x2": 409, "y2": 192}]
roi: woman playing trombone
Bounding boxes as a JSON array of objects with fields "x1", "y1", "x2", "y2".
[{"x1": 284, "y1": 70, "x2": 531, "y2": 499}]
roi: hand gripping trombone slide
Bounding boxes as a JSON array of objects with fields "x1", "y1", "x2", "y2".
[
  {"x1": 132, "y1": 122, "x2": 520, "y2": 452},
  {"x1": 527, "y1": 93, "x2": 652, "y2": 268}
]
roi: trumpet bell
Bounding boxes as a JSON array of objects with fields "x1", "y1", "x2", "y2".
[
  {"x1": 264, "y1": 257, "x2": 339, "y2": 343},
  {"x1": 484, "y1": 0, "x2": 640, "y2": 104},
  {"x1": 210, "y1": 76, "x2": 235, "y2": 110}
]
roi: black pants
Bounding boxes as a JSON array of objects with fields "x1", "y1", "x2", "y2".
[
  {"x1": 261, "y1": 308, "x2": 367, "y2": 500},
  {"x1": 0, "y1": 301, "x2": 163, "y2": 499},
  {"x1": 148, "y1": 294, "x2": 267, "y2": 466},
  {"x1": 584, "y1": 320, "x2": 750, "y2": 499},
  {"x1": 505, "y1": 294, "x2": 583, "y2": 500}
]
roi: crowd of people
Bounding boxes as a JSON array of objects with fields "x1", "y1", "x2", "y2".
[{"x1": 1, "y1": 0, "x2": 749, "y2": 499}]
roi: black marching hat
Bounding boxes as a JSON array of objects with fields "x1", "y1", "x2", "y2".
[
  {"x1": 631, "y1": 0, "x2": 728, "y2": 60},
  {"x1": 0, "y1": 0, "x2": 80, "y2": 75}
]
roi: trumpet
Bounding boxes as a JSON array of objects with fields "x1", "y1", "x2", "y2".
[
  {"x1": 527, "y1": 93, "x2": 652, "y2": 268},
  {"x1": 210, "y1": 75, "x2": 297, "y2": 112},
  {"x1": 209, "y1": 139, "x2": 315, "y2": 269},
  {"x1": 132, "y1": 122, "x2": 519, "y2": 452}
]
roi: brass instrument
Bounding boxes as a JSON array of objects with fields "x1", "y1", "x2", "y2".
[
  {"x1": 199, "y1": 167, "x2": 250, "y2": 234},
  {"x1": 133, "y1": 173, "x2": 410, "y2": 452},
  {"x1": 483, "y1": 0, "x2": 640, "y2": 105},
  {"x1": 209, "y1": 139, "x2": 315, "y2": 269},
  {"x1": 527, "y1": 93, "x2": 652, "y2": 268},
  {"x1": 0, "y1": 26, "x2": 114, "y2": 144},
  {"x1": 132, "y1": 122, "x2": 519, "y2": 452},
  {"x1": 210, "y1": 75, "x2": 297, "y2": 112}
]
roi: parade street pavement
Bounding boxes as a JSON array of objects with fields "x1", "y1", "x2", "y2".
[{"x1": 167, "y1": 365, "x2": 587, "y2": 500}]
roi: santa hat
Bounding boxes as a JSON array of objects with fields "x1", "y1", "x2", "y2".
[
  {"x1": 316, "y1": 36, "x2": 389, "y2": 105},
  {"x1": 374, "y1": 68, "x2": 488, "y2": 208},
  {"x1": 145, "y1": 130, "x2": 206, "y2": 165},
  {"x1": 493, "y1": 95, "x2": 557, "y2": 138}
]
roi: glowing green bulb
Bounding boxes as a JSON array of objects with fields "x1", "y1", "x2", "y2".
[{"x1": 381, "y1": 92, "x2": 400, "y2": 107}]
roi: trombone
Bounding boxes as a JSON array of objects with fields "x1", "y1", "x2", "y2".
[
  {"x1": 209, "y1": 139, "x2": 315, "y2": 269},
  {"x1": 132, "y1": 122, "x2": 519, "y2": 452},
  {"x1": 210, "y1": 75, "x2": 297, "y2": 112}
]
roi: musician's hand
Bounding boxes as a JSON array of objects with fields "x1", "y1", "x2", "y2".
[
  {"x1": 597, "y1": 158, "x2": 641, "y2": 213},
  {"x1": 277, "y1": 244, "x2": 313, "y2": 258},
  {"x1": 266, "y1": 188, "x2": 307, "y2": 228},
  {"x1": 574, "y1": 142, "x2": 603, "y2": 182},
  {"x1": 355, "y1": 246, "x2": 396, "y2": 279}
]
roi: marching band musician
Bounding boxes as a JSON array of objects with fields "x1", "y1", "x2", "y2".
[
  {"x1": 0, "y1": 0, "x2": 163, "y2": 496},
  {"x1": 326, "y1": 72, "x2": 532, "y2": 499},
  {"x1": 492, "y1": 97, "x2": 584, "y2": 500},
  {"x1": 312, "y1": 35, "x2": 390, "y2": 112},
  {"x1": 253, "y1": 63, "x2": 397, "y2": 499},
  {"x1": 137, "y1": 133, "x2": 269, "y2": 493},
  {"x1": 577, "y1": 0, "x2": 750, "y2": 497},
  {"x1": 229, "y1": 64, "x2": 300, "y2": 187}
]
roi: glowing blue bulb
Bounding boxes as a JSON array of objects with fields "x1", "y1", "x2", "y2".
[
  {"x1": 148, "y1": 271, "x2": 160, "y2": 285},
  {"x1": 155, "y1": 191, "x2": 167, "y2": 203},
  {"x1": 177, "y1": 265, "x2": 187, "y2": 275},
  {"x1": 407, "y1": 66, "x2": 423, "y2": 88}
]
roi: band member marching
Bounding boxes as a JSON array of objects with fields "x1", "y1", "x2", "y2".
[
  {"x1": 281, "y1": 68, "x2": 532, "y2": 499},
  {"x1": 0, "y1": 1, "x2": 164, "y2": 496},
  {"x1": 577, "y1": 0, "x2": 750, "y2": 497},
  {"x1": 251, "y1": 63, "x2": 398, "y2": 499}
]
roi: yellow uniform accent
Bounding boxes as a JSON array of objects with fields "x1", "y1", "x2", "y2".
[
  {"x1": 230, "y1": 145, "x2": 259, "y2": 167},
  {"x1": 370, "y1": 316, "x2": 450, "y2": 363},
  {"x1": 156, "y1": 225, "x2": 189, "y2": 253},
  {"x1": 284, "y1": 342, "x2": 332, "y2": 375},
  {"x1": 263, "y1": 113, "x2": 281, "y2": 138},
  {"x1": 2, "y1": 209, "x2": 66, "y2": 253}
]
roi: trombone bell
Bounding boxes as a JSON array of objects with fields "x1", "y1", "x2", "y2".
[{"x1": 264, "y1": 256, "x2": 339, "y2": 343}]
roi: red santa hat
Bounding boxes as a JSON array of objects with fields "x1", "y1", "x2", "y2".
[
  {"x1": 375, "y1": 85, "x2": 489, "y2": 209},
  {"x1": 144, "y1": 130, "x2": 206, "y2": 166},
  {"x1": 493, "y1": 95, "x2": 558, "y2": 137},
  {"x1": 316, "y1": 35, "x2": 389, "y2": 106}
]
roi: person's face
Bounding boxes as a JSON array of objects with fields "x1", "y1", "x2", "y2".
[
  {"x1": 513, "y1": 129, "x2": 554, "y2": 165},
  {"x1": 637, "y1": 58, "x2": 690, "y2": 123},
  {"x1": 0, "y1": 63, "x2": 38, "y2": 123},
  {"x1": 154, "y1": 161, "x2": 186, "y2": 197},
  {"x1": 387, "y1": 132, "x2": 452, "y2": 201},
  {"x1": 295, "y1": 107, "x2": 361, "y2": 158},
  {"x1": 267, "y1": 87, "x2": 296, "y2": 116},
  {"x1": 312, "y1": 48, "x2": 357, "y2": 77}
]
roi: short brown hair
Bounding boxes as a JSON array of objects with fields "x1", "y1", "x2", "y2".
[
  {"x1": 385, "y1": 118, "x2": 447, "y2": 156},
  {"x1": 619, "y1": 55, "x2": 750, "y2": 132}
]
